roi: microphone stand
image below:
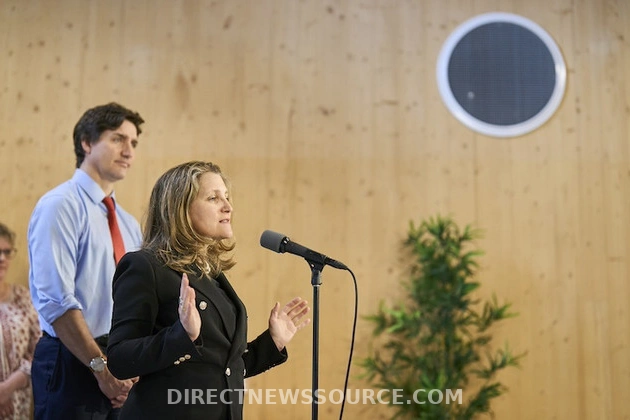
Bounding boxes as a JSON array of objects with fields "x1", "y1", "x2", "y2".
[{"x1": 307, "y1": 260, "x2": 324, "y2": 420}]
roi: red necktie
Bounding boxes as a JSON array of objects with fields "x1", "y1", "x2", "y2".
[{"x1": 103, "y1": 196, "x2": 126, "y2": 264}]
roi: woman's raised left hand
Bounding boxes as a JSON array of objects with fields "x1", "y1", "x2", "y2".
[{"x1": 268, "y1": 297, "x2": 311, "y2": 351}]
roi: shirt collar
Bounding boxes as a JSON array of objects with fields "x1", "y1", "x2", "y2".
[{"x1": 73, "y1": 169, "x2": 116, "y2": 205}]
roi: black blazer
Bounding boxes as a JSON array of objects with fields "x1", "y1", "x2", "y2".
[{"x1": 107, "y1": 250, "x2": 287, "y2": 420}]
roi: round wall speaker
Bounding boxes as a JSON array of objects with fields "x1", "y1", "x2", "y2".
[{"x1": 436, "y1": 12, "x2": 566, "y2": 138}]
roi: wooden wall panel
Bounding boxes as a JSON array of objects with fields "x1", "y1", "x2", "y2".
[{"x1": 1, "y1": 0, "x2": 629, "y2": 418}]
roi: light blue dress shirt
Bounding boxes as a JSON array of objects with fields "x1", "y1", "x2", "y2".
[{"x1": 28, "y1": 169, "x2": 142, "y2": 338}]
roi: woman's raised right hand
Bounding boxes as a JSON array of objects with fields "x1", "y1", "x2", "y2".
[{"x1": 178, "y1": 273, "x2": 201, "y2": 341}]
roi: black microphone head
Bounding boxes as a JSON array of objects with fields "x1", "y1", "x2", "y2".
[{"x1": 260, "y1": 230, "x2": 288, "y2": 253}]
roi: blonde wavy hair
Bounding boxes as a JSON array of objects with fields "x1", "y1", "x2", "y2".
[{"x1": 142, "y1": 161, "x2": 236, "y2": 277}]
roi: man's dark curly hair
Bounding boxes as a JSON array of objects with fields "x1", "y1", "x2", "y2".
[{"x1": 73, "y1": 102, "x2": 145, "y2": 168}]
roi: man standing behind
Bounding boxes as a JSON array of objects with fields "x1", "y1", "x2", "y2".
[{"x1": 28, "y1": 103, "x2": 145, "y2": 419}]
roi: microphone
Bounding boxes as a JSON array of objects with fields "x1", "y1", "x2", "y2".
[{"x1": 260, "y1": 230, "x2": 348, "y2": 270}]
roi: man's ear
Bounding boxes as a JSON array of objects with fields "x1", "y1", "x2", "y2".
[{"x1": 81, "y1": 138, "x2": 91, "y2": 155}]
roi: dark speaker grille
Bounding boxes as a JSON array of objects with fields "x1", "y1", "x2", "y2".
[{"x1": 447, "y1": 22, "x2": 556, "y2": 126}]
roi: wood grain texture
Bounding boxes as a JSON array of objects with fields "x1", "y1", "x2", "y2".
[{"x1": 1, "y1": 0, "x2": 629, "y2": 418}]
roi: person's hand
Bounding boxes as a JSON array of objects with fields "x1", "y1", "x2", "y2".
[
  {"x1": 94, "y1": 368, "x2": 134, "y2": 408},
  {"x1": 179, "y1": 273, "x2": 201, "y2": 342},
  {"x1": 0, "y1": 380, "x2": 12, "y2": 404},
  {"x1": 268, "y1": 297, "x2": 311, "y2": 351}
]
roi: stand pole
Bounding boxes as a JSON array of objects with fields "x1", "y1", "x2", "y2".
[{"x1": 310, "y1": 262, "x2": 323, "y2": 420}]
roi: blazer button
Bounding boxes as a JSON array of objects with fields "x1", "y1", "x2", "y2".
[
  {"x1": 174, "y1": 360, "x2": 180, "y2": 365},
  {"x1": 179, "y1": 357, "x2": 186, "y2": 362},
  {"x1": 243, "y1": 369, "x2": 247, "y2": 376},
  {"x1": 184, "y1": 354, "x2": 191, "y2": 360},
  {"x1": 225, "y1": 367, "x2": 231, "y2": 376}
]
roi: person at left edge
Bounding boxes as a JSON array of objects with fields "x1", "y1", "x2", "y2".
[
  {"x1": 27, "y1": 103, "x2": 144, "y2": 419},
  {"x1": 0, "y1": 222, "x2": 41, "y2": 419}
]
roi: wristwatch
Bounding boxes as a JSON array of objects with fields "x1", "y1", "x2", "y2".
[{"x1": 89, "y1": 356, "x2": 107, "y2": 373}]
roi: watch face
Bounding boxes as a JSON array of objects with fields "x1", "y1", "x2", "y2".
[{"x1": 90, "y1": 356, "x2": 106, "y2": 372}]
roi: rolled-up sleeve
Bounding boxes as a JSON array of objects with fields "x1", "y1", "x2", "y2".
[{"x1": 28, "y1": 194, "x2": 83, "y2": 325}]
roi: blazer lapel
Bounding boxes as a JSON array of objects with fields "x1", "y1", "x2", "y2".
[
  {"x1": 186, "y1": 270, "x2": 248, "y2": 361},
  {"x1": 215, "y1": 273, "x2": 248, "y2": 361},
  {"x1": 187, "y1": 270, "x2": 232, "y2": 339}
]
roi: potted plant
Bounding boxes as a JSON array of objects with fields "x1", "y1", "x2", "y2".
[{"x1": 360, "y1": 215, "x2": 524, "y2": 419}]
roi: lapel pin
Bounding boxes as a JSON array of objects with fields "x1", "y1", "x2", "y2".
[{"x1": 199, "y1": 301, "x2": 208, "y2": 310}]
